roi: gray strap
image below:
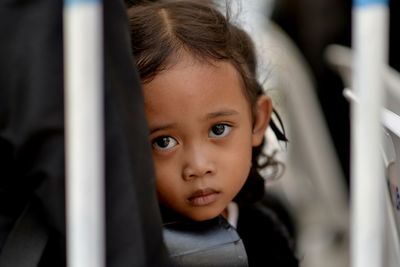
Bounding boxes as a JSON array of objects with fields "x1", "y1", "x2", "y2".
[{"x1": 0, "y1": 202, "x2": 49, "y2": 267}]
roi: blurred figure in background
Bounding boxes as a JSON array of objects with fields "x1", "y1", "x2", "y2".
[
  {"x1": 271, "y1": 0, "x2": 352, "y2": 189},
  {"x1": 270, "y1": 0, "x2": 400, "y2": 192}
]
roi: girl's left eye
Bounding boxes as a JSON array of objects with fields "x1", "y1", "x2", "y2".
[{"x1": 209, "y1": 124, "x2": 232, "y2": 138}]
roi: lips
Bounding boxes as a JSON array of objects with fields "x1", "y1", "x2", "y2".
[{"x1": 187, "y1": 188, "x2": 220, "y2": 206}]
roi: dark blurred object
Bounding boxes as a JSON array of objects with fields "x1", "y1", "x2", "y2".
[
  {"x1": 260, "y1": 191, "x2": 297, "y2": 247},
  {"x1": 271, "y1": 0, "x2": 352, "y2": 188},
  {"x1": 237, "y1": 196, "x2": 299, "y2": 267},
  {"x1": 125, "y1": 0, "x2": 158, "y2": 8},
  {"x1": 0, "y1": 0, "x2": 172, "y2": 266},
  {"x1": 389, "y1": 0, "x2": 400, "y2": 72}
]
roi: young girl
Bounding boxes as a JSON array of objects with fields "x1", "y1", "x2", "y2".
[{"x1": 127, "y1": 1, "x2": 298, "y2": 266}]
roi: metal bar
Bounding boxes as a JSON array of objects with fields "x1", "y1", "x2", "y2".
[
  {"x1": 63, "y1": 0, "x2": 105, "y2": 267},
  {"x1": 351, "y1": 1, "x2": 389, "y2": 267}
]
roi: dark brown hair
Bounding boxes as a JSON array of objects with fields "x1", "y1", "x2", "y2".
[{"x1": 127, "y1": 0, "x2": 285, "y2": 205}]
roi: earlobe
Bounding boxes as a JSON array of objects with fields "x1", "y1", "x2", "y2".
[{"x1": 252, "y1": 95, "x2": 272, "y2": 146}]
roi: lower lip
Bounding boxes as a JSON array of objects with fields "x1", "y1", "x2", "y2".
[{"x1": 188, "y1": 193, "x2": 219, "y2": 206}]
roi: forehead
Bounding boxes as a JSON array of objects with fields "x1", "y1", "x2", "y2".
[{"x1": 142, "y1": 56, "x2": 250, "y2": 115}]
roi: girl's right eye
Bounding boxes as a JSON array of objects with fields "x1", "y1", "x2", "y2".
[{"x1": 152, "y1": 136, "x2": 178, "y2": 151}]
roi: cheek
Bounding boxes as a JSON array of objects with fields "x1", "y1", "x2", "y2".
[
  {"x1": 156, "y1": 181, "x2": 173, "y2": 205},
  {"x1": 155, "y1": 171, "x2": 177, "y2": 208},
  {"x1": 229, "y1": 149, "x2": 252, "y2": 179},
  {"x1": 220, "y1": 138, "x2": 253, "y2": 186},
  {"x1": 153, "y1": 158, "x2": 181, "y2": 201},
  {"x1": 153, "y1": 159, "x2": 173, "y2": 189}
]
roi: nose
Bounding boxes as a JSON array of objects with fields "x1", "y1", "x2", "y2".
[{"x1": 182, "y1": 144, "x2": 216, "y2": 181}]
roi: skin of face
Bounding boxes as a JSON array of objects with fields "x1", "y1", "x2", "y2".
[{"x1": 143, "y1": 55, "x2": 271, "y2": 221}]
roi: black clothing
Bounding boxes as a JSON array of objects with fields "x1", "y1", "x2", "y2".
[
  {"x1": 237, "y1": 203, "x2": 299, "y2": 267},
  {"x1": 0, "y1": 0, "x2": 172, "y2": 266}
]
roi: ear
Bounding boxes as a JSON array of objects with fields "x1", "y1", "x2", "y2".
[{"x1": 252, "y1": 95, "x2": 272, "y2": 147}]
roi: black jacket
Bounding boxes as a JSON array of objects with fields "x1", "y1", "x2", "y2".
[
  {"x1": 237, "y1": 202, "x2": 299, "y2": 267},
  {"x1": 0, "y1": 0, "x2": 172, "y2": 266}
]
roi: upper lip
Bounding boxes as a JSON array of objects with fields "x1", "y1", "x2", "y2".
[{"x1": 188, "y1": 188, "x2": 219, "y2": 199}]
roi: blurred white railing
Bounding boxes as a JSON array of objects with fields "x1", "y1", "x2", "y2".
[{"x1": 63, "y1": 1, "x2": 105, "y2": 267}]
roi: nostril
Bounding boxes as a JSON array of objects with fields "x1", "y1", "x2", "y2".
[
  {"x1": 183, "y1": 171, "x2": 200, "y2": 181},
  {"x1": 182, "y1": 166, "x2": 214, "y2": 181}
]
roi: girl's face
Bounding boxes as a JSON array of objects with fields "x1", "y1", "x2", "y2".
[{"x1": 143, "y1": 56, "x2": 271, "y2": 221}]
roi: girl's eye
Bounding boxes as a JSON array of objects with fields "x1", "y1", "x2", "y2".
[
  {"x1": 152, "y1": 136, "x2": 178, "y2": 150},
  {"x1": 209, "y1": 124, "x2": 232, "y2": 138}
]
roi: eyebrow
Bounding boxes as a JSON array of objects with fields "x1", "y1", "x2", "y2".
[
  {"x1": 149, "y1": 123, "x2": 176, "y2": 134},
  {"x1": 206, "y1": 109, "x2": 239, "y2": 119}
]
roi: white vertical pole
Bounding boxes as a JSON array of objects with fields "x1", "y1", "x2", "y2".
[
  {"x1": 351, "y1": 1, "x2": 389, "y2": 267},
  {"x1": 63, "y1": 0, "x2": 105, "y2": 267}
]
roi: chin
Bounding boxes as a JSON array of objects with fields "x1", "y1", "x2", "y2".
[{"x1": 187, "y1": 209, "x2": 222, "y2": 222}]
